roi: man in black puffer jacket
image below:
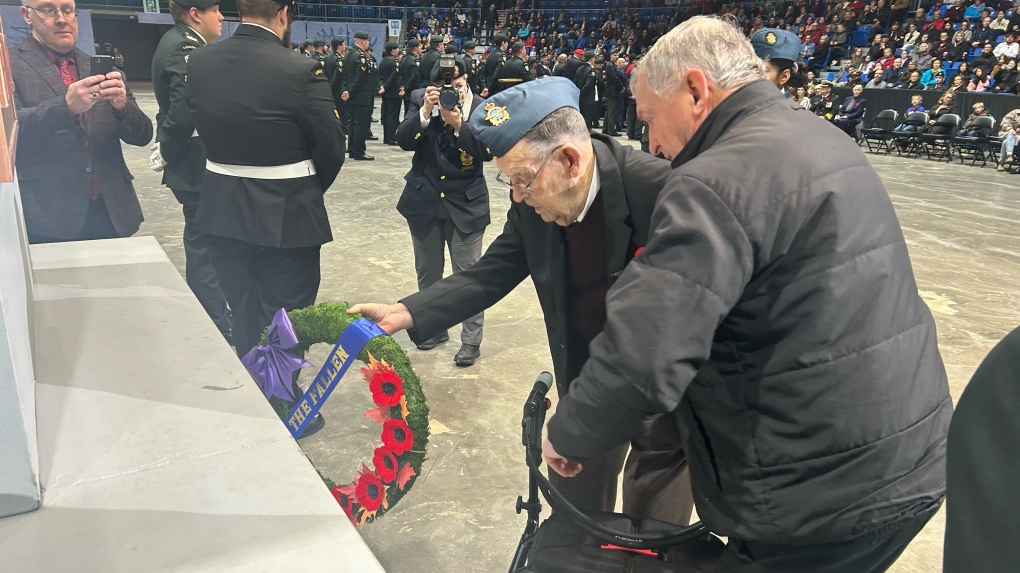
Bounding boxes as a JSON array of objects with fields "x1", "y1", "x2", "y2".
[{"x1": 544, "y1": 17, "x2": 952, "y2": 572}]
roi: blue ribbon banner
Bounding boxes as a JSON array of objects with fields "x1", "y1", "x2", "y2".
[{"x1": 285, "y1": 318, "x2": 386, "y2": 439}]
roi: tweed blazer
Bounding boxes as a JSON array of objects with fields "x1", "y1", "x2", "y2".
[{"x1": 11, "y1": 38, "x2": 152, "y2": 239}]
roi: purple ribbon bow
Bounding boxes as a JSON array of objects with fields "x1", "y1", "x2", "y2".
[{"x1": 241, "y1": 308, "x2": 312, "y2": 402}]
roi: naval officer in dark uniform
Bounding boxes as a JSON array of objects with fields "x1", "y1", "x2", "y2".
[
  {"x1": 186, "y1": 0, "x2": 346, "y2": 383},
  {"x1": 399, "y1": 39, "x2": 423, "y2": 121},
  {"x1": 461, "y1": 40, "x2": 480, "y2": 93},
  {"x1": 378, "y1": 40, "x2": 402, "y2": 145},
  {"x1": 350, "y1": 78, "x2": 693, "y2": 522},
  {"x1": 341, "y1": 31, "x2": 377, "y2": 160},
  {"x1": 151, "y1": 0, "x2": 232, "y2": 342}
]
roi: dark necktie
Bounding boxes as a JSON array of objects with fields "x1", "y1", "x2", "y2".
[{"x1": 56, "y1": 57, "x2": 76, "y2": 86}]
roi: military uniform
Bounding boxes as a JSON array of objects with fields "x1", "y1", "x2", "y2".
[
  {"x1": 398, "y1": 45, "x2": 423, "y2": 121},
  {"x1": 186, "y1": 21, "x2": 346, "y2": 359},
  {"x1": 378, "y1": 42, "x2": 402, "y2": 145},
  {"x1": 151, "y1": 15, "x2": 231, "y2": 340},
  {"x1": 482, "y1": 47, "x2": 506, "y2": 95},
  {"x1": 328, "y1": 47, "x2": 349, "y2": 131},
  {"x1": 812, "y1": 84, "x2": 841, "y2": 120},
  {"x1": 419, "y1": 37, "x2": 443, "y2": 85},
  {"x1": 342, "y1": 32, "x2": 377, "y2": 160},
  {"x1": 462, "y1": 41, "x2": 480, "y2": 94},
  {"x1": 575, "y1": 58, "x2": 600, "y2": 129},
  {"x1": 495, "y1": 44, "x2": 533, "y2": 94}
]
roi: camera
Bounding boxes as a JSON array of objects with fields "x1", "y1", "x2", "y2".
[{"x1": 438, "y1": 54, "x2": 460, "y2": 111}]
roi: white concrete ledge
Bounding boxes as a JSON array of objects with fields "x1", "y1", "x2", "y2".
[{"x1": 0, "y1": 237, "x2": 384, "y2": 572}]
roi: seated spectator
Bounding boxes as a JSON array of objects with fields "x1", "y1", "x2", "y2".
[
  {"x1": 920, "y1": 59, "x2": 946, "y2": 87},
  {"x1": 926, "y1": 75, "x2": 948, "y2": 90},
  {"x1": 798, "y1": 86, "x2": 812, "y2": 108},
  {"x1": 893, "y1": 94, "x2": 927, "y2": 149},
  {"x1": 883, "y1": 58, "x2": 906, "y2": 87},
  {"x1": 966, "y1": 1, "x2": 988, "y2": 24},
  {"x1": 956, "y1": 61, "x2": 973, "y2": 82},
  {"x1": 972, "y1": 17, "x2": 999, "y2": 47},
  {"x1": 903, "y1": 22, "x2": 922, "y2": 51},
  {"x1": 947, "y1": 32, "x2": 970, "y2": 62},
  {"x1": 959, "y1": 21, "x2": 974, "y2": 43},
  {"x1": 996, "y1": 107, "x2": 1020, "y2": 169},
  {"x1": 932, "y1": 31, "x2": 952, "y2": 60},
  {"x1": 832, "y1": 84, "x2": 866, "y2": 137},
  {"x1": 923, "y1": 91, "x2": 960, "y2": 132},
  {"x1": 971, "y1": 43, "x2": 997, "y2": 71},
  {"x1": 878, "y1": 47, "x2": 896, "y2": 70},
  {"x1": 994, "y1": 33, "x2": 1020, "y2": 58},
  {"x1": 993, "y1": 58, "x2": 1019, "y2": 92},
  {"x1": 991, "y1": 10, "x2": 1010, "y2": 32},
  {"x1": 956, "y1": 101, "x2": 992, "y2": 137},
  {"x1": 812, "y1": 80, "x2": 840, "y2": 120},
  {"x1": 901, "y1": 69, "x2": 926, "y2": 88},
  {"x1": 948, "y1": 73, "x2": 970, "y2": 92},
  {"x1": 945, "y1": 0, "x2": 967, "y2": 23},
  {"x1": 914, "y1": 42, "x2": 934, "y2": 70},
  {"x1": 969, "y1": 66, "x2": 992, "y2": 90}
]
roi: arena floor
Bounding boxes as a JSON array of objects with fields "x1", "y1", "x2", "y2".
[{"x1": 124, "y1": 86, "x2": 1019, "y2": 573}]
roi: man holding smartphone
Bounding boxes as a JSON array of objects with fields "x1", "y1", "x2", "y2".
[
  {"x1": 12, "y1": 0, "x2": 152, "y2": 243},
  {"x1": 150, "y1": 0, "x2": 232, "y2": 343}
]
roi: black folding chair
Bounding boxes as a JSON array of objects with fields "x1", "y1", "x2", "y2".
[
  {"x1": 893, "y1": 112, "x2": 928, "y2": 157},
  {"x1": 952, "y1": 116, "x2": 996, "y2": 167},
  {"x1": 917, "y1": 114, "x2": 961, "y2": 161},
  {"x1": 861, "y1": 109, "x2": 898, "y2": 154}
]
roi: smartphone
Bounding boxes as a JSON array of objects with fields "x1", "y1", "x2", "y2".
[{"x1": 90, "y1": 55, "x2": 114, "y2": 77}]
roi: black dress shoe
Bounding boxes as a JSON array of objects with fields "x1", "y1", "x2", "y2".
[
  {"x1": 367, "y1": 135, "x2": 379, "y2": 140},
  {"x1": 350, "y1": 153, "x2": 375, "y2": 160},
  {"x1": 298, "y1": 412, "x2": 325, "y2": 439},
  {"x1": 385, "y1": 140, "x2": 399, "y2": 145},
  {"x1": 454, "y1": 344, "x2": 481, "y2": 367},
  {"x1": 416, "y1": 333, "x2": 449, "y2": 351}
]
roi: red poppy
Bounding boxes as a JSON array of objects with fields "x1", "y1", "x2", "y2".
[
  {"x1": 370, "y1": 371, "x2": 404, "y2": 407},
  {"x1": 382, "y1": 419, "x2": 415, "y2": 455},
  {"x1": 634, "y1": 246, "x2": 644, "y2": 257},
  {"x1": 331, "y1": 484, "x2": 358, "y2": 525},
  {"x1": 373, "y1": 446, "x2": 399, "y2": 483},
  {"x1": 355, "y1": 473, "x2": 385, "y2": 512}
]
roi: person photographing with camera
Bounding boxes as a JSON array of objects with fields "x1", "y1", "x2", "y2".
[{"x1": 393, "y1": 55, "x2": 491, "y2": 366}]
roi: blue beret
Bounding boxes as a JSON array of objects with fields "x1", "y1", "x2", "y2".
[
  {"x1": 751, "y1": 28, "x2": 801, "y2": 62},
  {"x1": 469, "y1": 77, "x2": 580, "y2": 158}
]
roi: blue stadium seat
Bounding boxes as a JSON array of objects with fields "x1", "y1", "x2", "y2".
[{"x1": 849, "y1": 30, "x2": 869, "y2": 46}]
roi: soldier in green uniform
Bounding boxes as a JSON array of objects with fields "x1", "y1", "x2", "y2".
[
  {"x1": 150, "y1": 0, "x2": 232, "y2": 342},
  {"x1": 325, "y1": 37, "x2": 348, "y2": 132},
  {"x1": 341, "y1": 31, "x2": 377, "y2": 161},
  {"x1": 378, "y1": 40, "x2": 403, "y2": 145},
  {"x1": 420, "y1": 35, "x2": 444, "y2": 83},
  {"x1": 482, "y1": 33, "x2": 509, "y2": 96},
  {"x1": 399, "y1": 39, "x2": 423, "y2": 121},
  {"x1": 462, "y1": 40, "x2": 480, "y2": 94},
  {"x1": 495, "y1": 40, "x2": 533, "y2": 93}
]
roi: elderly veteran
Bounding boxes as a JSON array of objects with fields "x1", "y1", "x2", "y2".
[
  {"x1": 542, "y1": 17, "x2": 952, "y2": 572},
  {"x1": 351, "y1": 77, "x2": 694, "y2": 524}
]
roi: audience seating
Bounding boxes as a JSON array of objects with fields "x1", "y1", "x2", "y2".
[{"x1": 861, "y1": 109, "x2": 899, "y2": 154}]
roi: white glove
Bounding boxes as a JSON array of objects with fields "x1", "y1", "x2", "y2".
[{"x1": 148, "y1": 142, "x2": 166, "y2": 172}]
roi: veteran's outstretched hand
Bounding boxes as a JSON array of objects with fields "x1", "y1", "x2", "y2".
[{"x1": 348, "y1": 302, "x2": 415, "y2": 334}]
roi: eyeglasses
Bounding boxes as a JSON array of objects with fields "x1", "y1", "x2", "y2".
[
  {"x1": 495, "y1": 144, "x2": 565, "y2": 196},
  {"x1": 28, "y1": 5, "x2": 77, "y2": 19}
]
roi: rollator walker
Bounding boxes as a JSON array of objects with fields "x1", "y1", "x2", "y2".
[{"x1": 509, "y1": 372, "x2": 725, "y2": 573}]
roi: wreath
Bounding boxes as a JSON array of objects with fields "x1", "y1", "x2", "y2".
[{"x1": 262, "y1": 302, "x2": 430, "y2": 526}]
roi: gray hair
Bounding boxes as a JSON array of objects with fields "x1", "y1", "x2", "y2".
[
  {"x1": 519, "y1": 107, "x2": 589, "y2": 161},
  {"x1": 634, "y1": 16, "x2": 765, "y2": 97}
]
